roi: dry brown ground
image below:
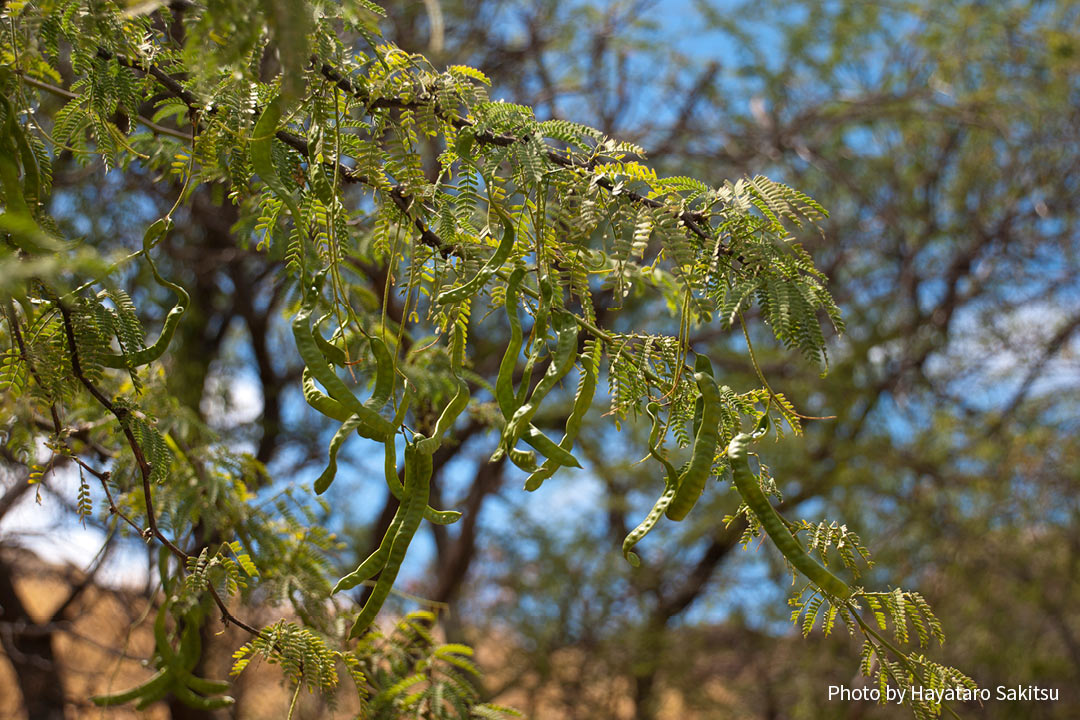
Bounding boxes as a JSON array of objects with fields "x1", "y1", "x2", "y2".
[
  {"x1": 0, "y1": 552, "x2": 359, "y2": 719},
  {"x1": 1, "y1": 552, "x2": 750, "y2": 720}
]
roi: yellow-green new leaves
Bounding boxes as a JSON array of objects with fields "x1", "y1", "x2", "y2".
[{"x1": 727, "y1": 433, "x2": 852, "y2": 600}]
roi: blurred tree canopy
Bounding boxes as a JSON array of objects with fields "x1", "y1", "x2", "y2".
[{"x1": 1, "y1": 1, "x2": 1078, "y2": 719}]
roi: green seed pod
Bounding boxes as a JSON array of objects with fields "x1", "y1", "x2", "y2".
[
  {"x1": 348, "y1": 443, "x2": 431, "y2": 637},
  {"x1": 436, "y1": 203, "x2": 517, "y2": 305},
  {"x1": 666, "y1": 371, "x2": 722, "y2": 522},
  {"x1": 622, "y1": 402, "x2": 682, "y2": 565},
  {"x1": 101, "y1": 220, "x2": 191, "y2": 369},
  {"x1": 728, "y1": 433, "x2": 852, "y2": 599},
  {"x1": 524, "y1": 338, "x2": 599, "y2": 491}
]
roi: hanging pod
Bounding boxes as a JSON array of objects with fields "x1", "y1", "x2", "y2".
[
  {"x1": 347, "y1": 443, "x2": 431, "y2": 638},
  {"x1": 436, "y1": 202, "x2": 517, "y2": 305},
  {"x1": 523, "y1": 338, "x2": 599, "y2": 491},
  {"x1": 100, "y1": 220, "x2": 191, "y2": 369},
  {"x1": 622, "y1": 402, "x2": 682, "y2": 566},
  {"x1": 728, "y1": 432, "x2": 852, "y2": 600},
  {"x1": 665, "y1": 363, "x2": 722, "y2": 522},
  {"x1": 492, "y1": 267, "x2": 581, "y2": 472}
]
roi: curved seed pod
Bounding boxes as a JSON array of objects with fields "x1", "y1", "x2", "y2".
[
  {"x1": 314, "y1": 414, "x2": 369, "y2": 494},
  {"x1": 521, "y1": 427, "x2": 580, "y2": 468},
  {"x1": 690, "y1": 354, "x2": 715, "y2": 437},
  {"x1": 152, "y1": 602, "x2": 179, "y2": 667},
  {"x1": 251, "y1": 96, "x2": 306, "y2": 238},
  {"x1": 490, "y1": 426, "x2": 576, "y2": 468},
  {"x1": 101, "y1": 220, "x2": 191, "y2": 369},
  {"x1": 666, "y1": 370, "x2": 722, "y2": 521},
  {"x1": 622, "y1": 405, "x2": 678, "y2": 561},
  {"x1": 416, "y1": 377, "x2": 468, "y2": 455},
  {"x1": 623, "y1": 402, "x2": 682, "y2": 565},
  {"x1": 436, "y1": 204, "x2": 517, "y2": 305},
  {"x1": 495, "y1": 268, "x2": 525, "y2": 418},
  {"x1": 333, "y1": 516, "x2": 398, "y2": 594},
  {"x1": 492, "y1": 269, "x2": 581, "y2": 469},
  {"x1": 312, "y1": 312, "x2": 348, "y2": 367},
  {"x1": 93, "y1": 603, "x2": 181, "y2": 708},
  {"x1": 302, "y1": 367, "x2": 352, "y2": 422},
  {"x1": 182, "y1": 675, "x2": 232, "y2": 696},
  {"x1": 508, "y1": 447, "x2": 538, "y2": 472},
  {"x1": 292, "y1": 274, "x2": 393, "y2": 440},
  {"x1": 348, "y1": 444, "x2": 431, "y2": 638},
  {"x1": 91, "y1": 669, "x2": 171, "y2": 707},
  {"x1": 0, "y1": 92, "x2": 48, "y2": 249},
  {"x1": 333, "y1": 411, "x2": 410, "y2": 592},
  {"x1": 133, "y1": 682, "x2": 172, "y2": 711},
  {"x1": 174, "y1": 614, "x2": 201, "y2": 672},
  {"x1": 381, "y1": 396, "x2": 462, "y2": 525},
  {"x1": 503, "y1": 309, "x2": 579, "y2": 453},
  {"x1": 0, "y1": 92, "x2": 40, "y2": 208},
  {"x1": 513, "y1": 273, "x2": 554, "y2": 407},
  {"x1": 172, "y1": 682, "x2": 236, "y2": 710},
  {"x1": 364, "y1": 335, "x2": 394, "y2": 411},
  {"x1": 417, "y1": 311, "x2": 470, "y2": 455},
  {"x1": 524, "y1": 338, "x2": 599, "y2": 491},
  {"x1": 728, "y1": 433, "x2": 852, "y2": 599},
  {"x1": 695, "y1": 353, "x2": 714, "y2": 377}
]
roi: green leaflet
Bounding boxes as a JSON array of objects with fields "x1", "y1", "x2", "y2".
[
  {"x1": 728, "y1": 433, "x2": 852, "y2": 600},
  {"x1": 100, "y1": 220, "x2": 191, "y2": 369}
]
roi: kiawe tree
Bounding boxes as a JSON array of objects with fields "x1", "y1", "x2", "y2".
[{"x1": 1, "y1": 0, "x2": 973, "y2": 717}]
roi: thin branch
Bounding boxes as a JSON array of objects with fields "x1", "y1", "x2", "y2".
[
  {"x1": 317, "y1": 62, "x2": 720, "y2": 245},
  {"x1": 18, "y1": 72, "x2": 193, "y2": 141},
  {"x1": 54, "y1": 300, "x2": 262, "y2": 636}
]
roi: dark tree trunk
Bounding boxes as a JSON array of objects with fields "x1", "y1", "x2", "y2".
[{"x1": 0, "y1": 553, "x2": 68, "y2": 720}]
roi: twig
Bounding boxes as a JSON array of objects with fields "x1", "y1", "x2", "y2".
[{"x1": 54, "y1": 301, "x2": 261, "y2": 636}]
